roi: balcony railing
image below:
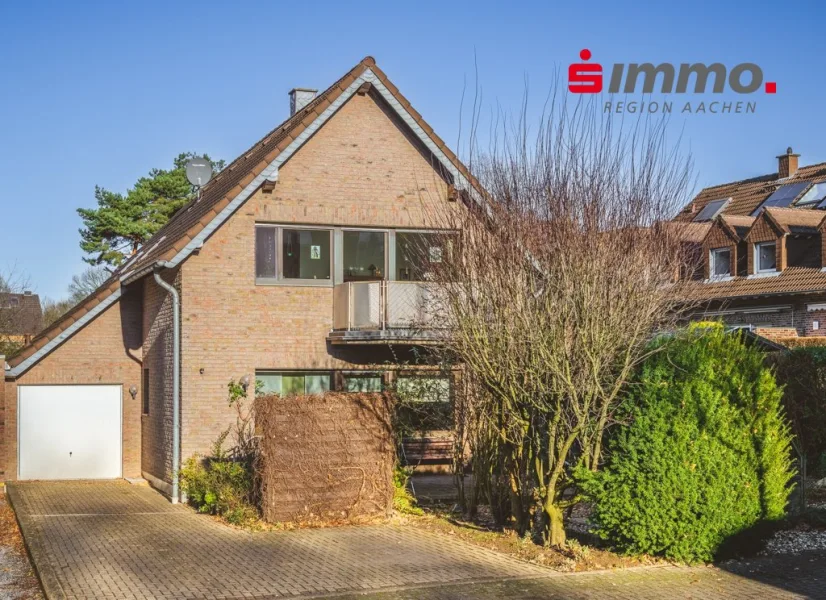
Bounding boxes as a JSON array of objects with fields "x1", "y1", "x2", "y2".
[{"x1": 330, "y1": 281, "x2": 445, "y2": 343}]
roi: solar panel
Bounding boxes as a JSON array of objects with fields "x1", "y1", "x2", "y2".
[
  {"x1": 793, "y1": 182, "x2": 826, "y2": 207},
  {"x1": 751, "y1": 182, "x2": 811, "y2": 215},
  {"x1": 693, "y1": 198, "x2": 730, "y2": 222}
]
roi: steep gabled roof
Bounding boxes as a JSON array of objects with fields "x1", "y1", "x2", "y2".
[
  {"x1": 674, "y1": 162, "x2": 826, "y2": 222},
  {"x1": 718, "y1": 214, "x2": 756, "y2": 240},
  {"x1": 763, "y1": 206, "x2": 826, "y2": 234},
  {"x1": 7, "y1": 57, "x2": 476, "y2": 377}
]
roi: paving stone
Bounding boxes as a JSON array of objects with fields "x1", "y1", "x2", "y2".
[
  {"x1": 10, "y1": 482, "x2": 825, "y2": 599},
  {"x1": 8, "y1": 482, "x2": 546, "y2": 599}
]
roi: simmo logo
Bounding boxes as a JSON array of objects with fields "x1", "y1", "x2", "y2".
[{"x1": 568, "y1": 49, "x2": 776, "y2": 114}]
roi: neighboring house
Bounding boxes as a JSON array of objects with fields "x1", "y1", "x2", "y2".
[
  {"x1": 0, "y1": 292, "x2": 42, "y2": 345},
  {"x1": 1, "y1": 57, "x2": 472, "y2": 493},
  {"x1": 675, "y1": 147, "x2": 826, "y2": 341}
]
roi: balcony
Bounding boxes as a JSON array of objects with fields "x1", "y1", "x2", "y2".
[{"x1": 329, "y1": 281, "x2": 445, "y2": 344}]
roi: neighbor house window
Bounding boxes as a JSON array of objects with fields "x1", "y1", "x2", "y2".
[
  {"x1": 755, "y1": 242, "x2": 777, "y2": 273},
  {"x1": 396, "y1": 232, "x2": 452, "y2": 281},
  {"x1": 255, "y1": 225, "x2": 332, "y2": 283},
  {"x1": 342, "y1": 372, "x2": 383, "y2": 392},
  {"x1": 256, "y1": 371, "x2": 332, "y2": 396},
  {"x1": 142, "y1": 369, "x2": 150, "y2": 415},
  {"x1": 709, "y1": 247, "x2": 731, "y2": 278}
]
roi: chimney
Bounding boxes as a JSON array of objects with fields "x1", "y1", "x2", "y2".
[
  {"x1": 777, "y1": 147, "x2": 800, "y2": 179},
  {"x1": 23, "y1": 290, "x2": 31, "y2": 296},
  {"x1": 289, "y1": 88, "x2": 318, "y2": 116}
]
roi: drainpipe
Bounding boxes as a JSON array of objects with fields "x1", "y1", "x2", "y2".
[{"x1": 153, "y1": 263, "x2": 181, "y2": 504}]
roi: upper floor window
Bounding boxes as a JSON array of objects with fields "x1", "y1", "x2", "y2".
[
  {"x1": 709, "y1": 247, "x2": 731, "y2": 278},
  {"x1": 755, "y1": 242, "x2": 777, "y2": 273},
  {"x1": 256, "y1": 225, "x2": 332, "y2": 284},
  {"x1": 396, "y1": 232, "x2": 452, "y2": 281},
  {"x1": 344, "y1": 230, "x2": 386, "y2": 282}
]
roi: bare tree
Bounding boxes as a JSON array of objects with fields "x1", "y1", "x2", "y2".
[
  {"x1": 0, "y1": 267, "x2": 32, "y2": 356},
  {"x1": 68, "y1": 266, "x2": 110, "y2": 303},
  {"x1": 425, "y1": 90, "x2": 696, "y2": 546}
]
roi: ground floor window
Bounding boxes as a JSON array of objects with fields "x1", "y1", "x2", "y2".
[
  {"x1": 395, "y1": 374, "x2": 453, "y2": 431},
  {"x1": 342, "y1": 372, "x2": 383, "y2": 392},
  {"x1": 256, "y1": 371, "x2": 332, "y2": 396}
]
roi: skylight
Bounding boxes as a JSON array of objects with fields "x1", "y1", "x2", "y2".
[
  {"x1": 795, "y1": 182, "x2": 826, "y2": 206},
  {"x1": 693, "y1": 198, "x2": 730, "y2": 222},
  {"x1": 751, "y1": 182, "x2": 811, "y2": 215}
]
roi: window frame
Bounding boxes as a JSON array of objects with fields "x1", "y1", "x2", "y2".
[
  {"x1": 755, "y1": 241, "x2": 778, "y2": 274},
  {"x1": 342, "y1": 229, "x2": 389, "y2": 282},
  {"x1": 709, "y1": 247, "x2": 732, "y2": 279},
  {"x1": 255, "y1": 370, "x2": 333, "y2": 396},
  {"x1": 341, "y1": 371, "x2": 384, "y2": 393},
  {"x1": 255, "y1": 224, "x2": 334, "y2": 287},
  {"x1": 255, "y1": 224, "x2": 458, "y2": 287}
]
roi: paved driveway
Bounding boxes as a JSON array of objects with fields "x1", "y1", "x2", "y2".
[{"x1": 7, "y1": 482, "x2": 548, "y2": 599}]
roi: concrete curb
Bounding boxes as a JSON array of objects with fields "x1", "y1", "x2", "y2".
[{"x1": 6, "y1": 483, "x2": 63, "y2": 599}]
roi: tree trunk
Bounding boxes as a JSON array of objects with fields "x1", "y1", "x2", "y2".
[{"x1": 545, "y1": 501, "x2": 566, "y2": 547}]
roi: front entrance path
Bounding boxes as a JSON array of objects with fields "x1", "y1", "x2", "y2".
[{"x1": 8, "y1": 482, "x2": 548, "y2": 599}]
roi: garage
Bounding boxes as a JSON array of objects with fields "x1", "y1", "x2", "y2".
[{"x1": 18, "y1": 385, "x2": 122, "y2": 480}]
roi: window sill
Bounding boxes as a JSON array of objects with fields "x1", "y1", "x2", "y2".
[
  {"x1": 747, "y1": 271, "x2": 781, "y2": 279},
  {"x1": 255, "y1": 278, "x2": 334, "y2": 288},
  {"x1": 705, "y1": 275, "x2": 734, "y2": 283}
]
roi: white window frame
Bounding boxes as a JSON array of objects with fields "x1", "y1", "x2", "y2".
[
  {"x1": 709, "y1": 247, "x2": 732, "y2": 279},
  {"x1": 754, "y1": 241, "x2": 778, "y2": 274},
  {"x1": 255, "y1": 224, "x2": 334, "y2": 287}
]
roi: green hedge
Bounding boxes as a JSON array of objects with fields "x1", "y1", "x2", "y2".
[
  {"x1": 771, "y1": 347, "x2": 826, "y2": 474},
  {"x1": 582, "y1": 324, "x2": 795, "y2": 563}
]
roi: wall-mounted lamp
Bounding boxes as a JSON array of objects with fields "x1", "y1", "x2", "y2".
[
  {"x1": 129, "y1": 385, "x2": 138, "y2": 400},
  {"x1": 240, "y1": 375, "x2": 251, "y2": 392}
]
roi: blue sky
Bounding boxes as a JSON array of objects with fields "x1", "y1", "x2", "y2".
[{"x1": 1, "y1": 0, "x2": 825, "y2": 300}]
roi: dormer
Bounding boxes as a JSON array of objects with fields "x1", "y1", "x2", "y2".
[
  {"x1": 702, "y1": 214, "x2": 753, "y2": 280},
  {"x1": 744, "y1": 208, "x2": 825, "y2": 276}
]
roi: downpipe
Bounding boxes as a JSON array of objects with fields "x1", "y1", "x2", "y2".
[{"x1": 153, "y1": 263, "x2": 181, "y2": 504}]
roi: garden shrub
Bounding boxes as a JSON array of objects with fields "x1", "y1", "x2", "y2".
[
  {"x1": 771, "y1": 347, "x2": 826, "y2": 470},
  {"x1": 180, "y1": 432, "x2": 258, "y2": 526},
  {"x1": 393, "y1": 465, "x2": 424, "y2": 515},
  {"x1": 582, "y1": 323, "x2": 795, "y2": 563}
]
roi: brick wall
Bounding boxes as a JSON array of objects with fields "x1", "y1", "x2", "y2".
[
  {"x1": 141, "y1": 269, "x2": 180, "y2": 486},
  {"x1": 257, "y1": 393, "x2": 394, "y2": 523},
  {"x1": 691, "y1": 292, "x2": 826, "y2": 337},
  {"x1": 2, "y1": 286, "x2": 143, "y2": 480},
  {"x1": 179, "y1": 91, "x2": 455, "y2": 462}
]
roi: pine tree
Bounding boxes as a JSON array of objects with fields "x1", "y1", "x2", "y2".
[{"x1": 77, "y1": 153, "x2": 223, "y2": 267}]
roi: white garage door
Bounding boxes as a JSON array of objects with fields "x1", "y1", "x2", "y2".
[{"x1": 18, "y1": 385, "x2": 122, "y2": 480}]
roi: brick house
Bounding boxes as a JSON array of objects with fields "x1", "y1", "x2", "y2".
[
  {"x1": 0, "y1": 291, "x2": 42, "y2": 346},
  {"x1": 1, "y1": 57, "x2": 471, "y2": 496},
  {"x1": 675, "y1": 147, "x2": 826, "y2": 342}
]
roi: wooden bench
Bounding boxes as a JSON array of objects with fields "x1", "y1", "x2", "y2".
[{"x1": 402, "y1": 437, "x2": 453, "y2": 472}]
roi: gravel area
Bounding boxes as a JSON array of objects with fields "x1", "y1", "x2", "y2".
[{"x1": 761, "y1": 529, "x2": 826, "y2": 555}]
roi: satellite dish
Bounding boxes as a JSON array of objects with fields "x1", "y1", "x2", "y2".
[{"x1": 185, "y1": 157, "x2": 213, "y2": 187}]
